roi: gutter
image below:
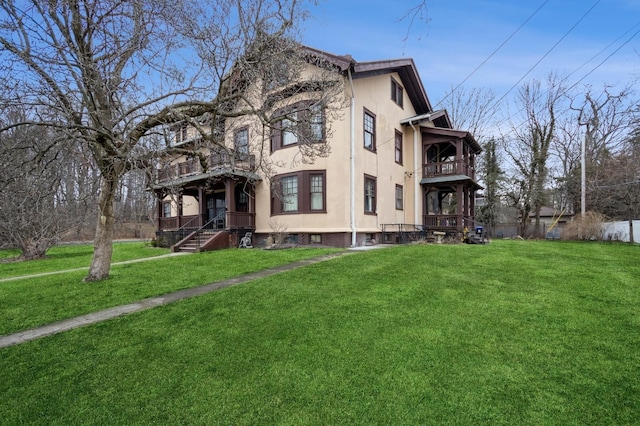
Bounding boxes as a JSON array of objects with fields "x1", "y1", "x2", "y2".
[
  {"x1": 348, "y1": 67, "x2": 357, "y2": 247},
  {"x1": 409, "y1": 121, "x2": 420, "y2": 226}
]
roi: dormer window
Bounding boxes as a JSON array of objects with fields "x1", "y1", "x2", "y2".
[{"x1": 391, "y1": 77, "x2": 403, "y2": 108}]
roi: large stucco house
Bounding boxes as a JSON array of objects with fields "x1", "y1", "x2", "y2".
[{"x1": 152, "y1": 46, "x2": 482, "y2": 250}]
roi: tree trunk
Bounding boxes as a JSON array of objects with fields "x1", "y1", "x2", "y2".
[
  {"x1": 85, "y1": 174, "x2": 118, "y2": 282},
  {"x1": 629, "y1": 212, "x2": 634, "y2": 244}
]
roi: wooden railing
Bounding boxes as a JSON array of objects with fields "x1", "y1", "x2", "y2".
[
  {"x1": 157, "y1": 150, "x2": 256, "y2": 183},
  {"x1": 423, "y1": 215, "x2": 476, "y2": 230},
  {"x1": 158, "y1": 214, "x2": 202, "y2": 231},
  {"x1": 423, "y1": 160, "x2": 474, "y2": 179},
  {"x1": 227, "y1": 212, "x2": 255, "y2": 229},
  {"x1": 159, "y1": 212, "x2": 255, "y2": 231}
]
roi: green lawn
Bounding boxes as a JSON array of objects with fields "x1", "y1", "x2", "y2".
[
  {"x1": 0, "y1": 244, "x2": 342, "y2": 335},
  {"x1": 0, "y1": 241, "x2": 639, "y2": 424},
  {"x1": 0, "y1": 242, "x2": 171, "y2": 278}
]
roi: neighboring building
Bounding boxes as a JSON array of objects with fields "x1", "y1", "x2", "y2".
[{"x1": 151, "y1": 46, "x2": 482, "y2": 250}]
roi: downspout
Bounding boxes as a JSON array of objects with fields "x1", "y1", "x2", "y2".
[
  {"x1": 348, "y1": 68, "x2": 357, "y2": 247},
  {"x1": 409, "y1": 121, "x2": 420, "y2": 226}
]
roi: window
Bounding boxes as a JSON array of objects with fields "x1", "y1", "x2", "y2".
[
  {"x1": 310, "y1": 234, "x2": 322, "y2": 244},
  {"x1": 364, "y1": 175, "x2": 376, "y2": 214},
  {"x1": 281, "y1": 176, "x2": 298, "y2": 212},
  {"x1": 395, "y1": 130, "x2": 403, "y2": 165},
  {"x1": 163, "y1": 202, "x2": 171, "y2": 218},
  {"x1": 282, "y1": 108, "x2": 298, "y2": 146},
  {"x1": 310, "y1": 174, "x2": 324, "y2": 211},
  {"x1": 391, "y1": 78, "x2": 403, "y2": 107},
  {"x1": 396, "y1": 185, "x2": 404, "y2": 210},
  {"x1": 271, "y1": 101, "x2": 325, "y2": 152},
  {"x1": 364, "y1": 109, "x2": 376, "y2": 151},
  {"x1": 174, "y1": 123, "x2": 188, "y2": 144},
  {"x1": 310, "y1": 103, "x2": 323, "y2": 141},
  {"x1": 234, "y1": 128, "x2": 249, "y2": 155},
  {"x1": 271, "y1": 171, "x2": 326, "y2": 215}
]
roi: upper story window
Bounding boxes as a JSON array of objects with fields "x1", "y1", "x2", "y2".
[
  {"x1": 395, "y1": 130, "x2": 403, "y2": 165},
  {"x1": 174, "y1": 123, "x2": 188, "y2": 144},
  {"x1": 271, "y1": 170, "x2": 327, "y2": 215},
  {"x1": 391, "y1": 77, "x2": 403, "y2": 108},
  {"x1": 364, "y1": 109, "x2": 376, "y2": 152},
  {"x1": 234, "y1": 127, "x2": 249, "y2": 155},
  {"x1": 271, "y1": 101, "x2": 325, "y2": 153},
  {"x1": 163, "y1": 201, "x2": 172, "y2": 218}
]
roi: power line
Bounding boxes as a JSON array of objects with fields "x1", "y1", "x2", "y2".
[
  {"x1": 435, "y1": 0, "x2": 550, "y2": 108},
  {"x1": 488, "y1": 0, "x2": 602, "y2": 116},
  {"x1": 496, "y1": 19, "x2": 640, "y2": 143}
]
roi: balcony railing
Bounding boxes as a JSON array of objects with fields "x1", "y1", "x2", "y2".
[
  {"x1": 423, "y1": 215, "x2": 475, "y2": 230},
  {"x1": 157, "y1": 150, "x2": 255, "y2": 183},
  {"x1": 423, "y1": 160, "x2": 474, "y2": 179},
  {"x1": 159, "y1": 212, "x2": 255, "y2": 231}
]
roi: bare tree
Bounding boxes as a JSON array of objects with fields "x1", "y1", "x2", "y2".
[
  {"x1": 438, "y1": 86, "x2": 497, "y2": 142},
  {"x1": 0, "y1": 112, "x2": 69, "y2": 258},
  {"x1": 503, "y1": 75, "x2": 565, "y2": 237},
  {"x1": 0, "y1": 0, "x2": 339, "y2": 281},
  {"x1": 589, "y1": 131, "x2": 640, "y2": 243}
]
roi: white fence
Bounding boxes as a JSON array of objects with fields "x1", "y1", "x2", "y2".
[{"x1": 602, "y1": 221, "x2": 640, "y2": 243}]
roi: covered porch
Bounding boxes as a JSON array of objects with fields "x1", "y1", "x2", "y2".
[
  {"x1": 420, "y1": 127, "x2": 482, "y2": 233},
  {"x1": 152, "y1": 156, "x2": 260, "y2": 248}
]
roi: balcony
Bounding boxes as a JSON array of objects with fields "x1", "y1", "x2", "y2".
[
  {"x1": 423, "y1": 159, "x2": 474, "y2": 180},
  {"x1": 423, "y1": 214, "x2": 475, "y2": 231},
  {"x1": 157, "y1": 150, "x2": 255, "y2": 183}
]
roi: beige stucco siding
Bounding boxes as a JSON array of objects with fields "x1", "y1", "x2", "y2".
[{"x1": 254, "y1": 70, "x2": 424, "y2": 236}]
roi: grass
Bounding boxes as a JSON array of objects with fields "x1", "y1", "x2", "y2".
[
  {"x1": 0, "y1": 242, "x2": 171, "y2": 278},
  {"x1": 0, "y1": 244, "x2": 342, "y2": 335},
  {"x1": 0, "y1": 240, "x2": 639, "y2": 424}
]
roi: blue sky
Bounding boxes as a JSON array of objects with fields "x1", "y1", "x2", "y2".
[{"x1": 302, "y1": 0, "x2": 640, "y2": 109}]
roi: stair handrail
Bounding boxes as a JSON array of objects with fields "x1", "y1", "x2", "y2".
[{"x1": 177, "y1": 215, "x2": 199, "y2": 231}]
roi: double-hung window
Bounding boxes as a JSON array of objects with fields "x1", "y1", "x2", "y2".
[
  {"x1": 391, "y1": 77, "x2": 404, "y2": 108},
  {"x1": 174, "y1": 123, "x2": 188, "y2": 144},
  {"x1": 395, "y1": 130, "x2": 403, "y2": 164},
  {"x1": 364, "y1": 175, "x2": 376, "y2": 214},
  {"x1": 271, "y1": 101, "x2": 325, "y2": 152},
  {"x1": 395, "y1": 185, "x2": 404, "y2": 210},
  {"x1": 310, "y1": 174, "x2": 324, "y2": 211},
  {"x1": 363, "y1": 109, "x2": 376, "y2": 151},
  {"x1": 234, "y1": 128, "x2": 249, "y2": 155},
  {"x1": 271, "y1": 171, "x2": 326, "y2": 215},
  {"x1": 281, "y1": 176, "x2": 298, "y2": 212},
  {"x1": 282, "y1": 108, "x2": 298, "y2": 146}
]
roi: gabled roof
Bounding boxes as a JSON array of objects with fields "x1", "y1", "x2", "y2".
[
  {"x1": 302, "y1": 46, "x2": 433, "y2": 115},
  {"x1": 422, "y1": 127, "x2": 483, "y2": 154}
]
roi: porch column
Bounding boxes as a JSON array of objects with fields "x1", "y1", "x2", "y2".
[
  {"x1": 456, "y1": 183, "x2": 464, "y2": 227},
  {"x1": 469, "y1": 187, "x2": 476, "y2": 224},
  {"x1": 198, "y1": 186, "x2": 206, "y2": 227},
  {"x1": 455, "y1": 138, "x2": 463, "y2": 162},
  {"x1": 156, "y1": 193, "x2": 163, "y2": 231},
  {"x1": 177, "y1": 192, "x2": 184, "y2": 228},
  {"x1": 225, "y1": 179, "x2": 235, "y2": 229},
  {"x1": 463, "y1": 186, "x2": 470, "y2": 222}
]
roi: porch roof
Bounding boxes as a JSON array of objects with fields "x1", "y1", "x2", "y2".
[
  {"x1": 421, "y1": 175, "x2": 483, "y2": 190},
  {"x1": 150, "y1": 168, "x2": 261, "y2": 190}
]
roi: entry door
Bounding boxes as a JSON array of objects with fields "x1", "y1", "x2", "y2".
[{"x1": 207, "y1": 193, "x2": 226, "y2": 222}]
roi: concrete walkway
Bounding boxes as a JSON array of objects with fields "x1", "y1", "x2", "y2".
[
  {"x1": 0, "y1": 251, "x2": 352, "y2": 349},
  {"x1": 0, "y1": 252, "x2": 190, "y2": 283}
]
